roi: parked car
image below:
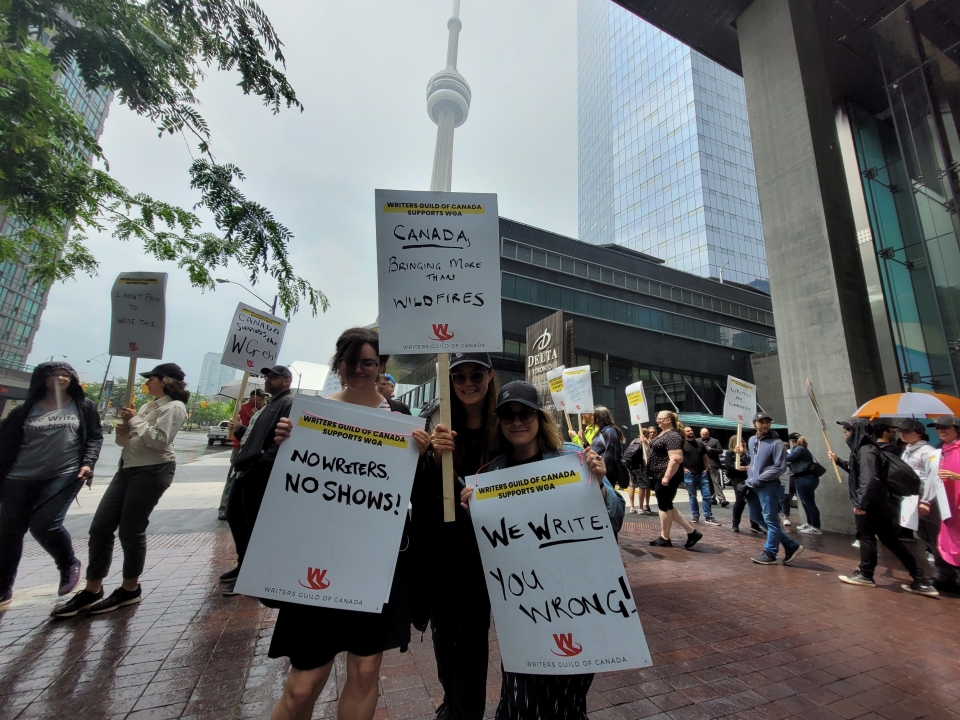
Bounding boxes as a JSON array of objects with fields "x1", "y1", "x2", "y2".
[{"x1": 207, "y1": 420, "x2": 231, "y2": 446}]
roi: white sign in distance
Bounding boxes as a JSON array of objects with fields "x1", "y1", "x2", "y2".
[
  {"x1": 625, "y1": 381, "x2": 648, "y2": 425},
  {"x1": 562, "y1": 366, "x2": 594, "y2": 414},
  {"x1": 546, "y1": 366, "x2": 566, "y2": 411},
  {"x1": 722, "y1": 376, "x2": 757, "y2": 423},
  {"x1": 375, "y1": 189, "x2": 502, "y2": 354},
  {"x1": 234, "y1": 396, "x2": 425, "y2": 612},
  {"x1": 469, "y1": 454, "x2": 651, "y2": 675},
  {"x1": 109, "y1": 272, "x2": 168, "y2": 359},
  {"x1": 220, "y1": 302, "x2": 288, "y2": 373}
]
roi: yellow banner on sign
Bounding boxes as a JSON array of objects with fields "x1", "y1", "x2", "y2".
[
  {"x1": 626, "y1": 391, "x2": 643, "y2": 406},
  {"x1": 116, "y1": 278, "x2": 159, "y2": 285},
  {"x1": 296, "y1": 415, "x2": 409, "y2": 449},
  {"x1": 476, "y1": 469, "x2": 581, "y2": 501},
  {"x1": 240, "y1": 307, "x2": 283, "y2": 327},
  {"x1": 548, "y1": 376, "x2": 564, "y2": 393}
]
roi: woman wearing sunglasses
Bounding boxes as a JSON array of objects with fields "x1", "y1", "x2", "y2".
[
  {"x1": 460, "y1": 381, "x2": 613, "y2": 720},
  {"x1": 417, "y1": 352, "x2": 499, "y2": 720},
  {"x1": 270, "y1": 327, "x2": 431, "y2": 720}
]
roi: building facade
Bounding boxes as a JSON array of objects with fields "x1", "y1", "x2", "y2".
[
  {"x1": 578, "y1": 0, "x2": 769, "y2": 291},
  {"x1": 196, "y1": 352, "x2": 237, "y2": 397}
]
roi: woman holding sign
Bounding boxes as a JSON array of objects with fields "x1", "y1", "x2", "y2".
[
  {"x1": 270, "y1": 328, "x2": 431, "y2": 720},
  {"x1": 460, "y1": 381, "x2": 614, "y2": 720},
  {"x1": 648, "y1": 411, "x2": 703, "y2": 549}
]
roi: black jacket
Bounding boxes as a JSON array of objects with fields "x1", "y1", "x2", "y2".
[
  {"x1": 233, "y1": 389, "x2": 294, "y2": 475},
  {"x1": 845, "y1": 419, "x2": 891, "y2": 511}
]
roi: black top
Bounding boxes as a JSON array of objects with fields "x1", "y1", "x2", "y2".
[
  {"x1": 682, "y1": 439, "x2": 707, "y2": 473},
  {"x1": 456, "y1": 425, "x2": 487, "y2": 480},
  {"x1": 648, "y1": 430, "x2": 683, "y2": 481},
  {"x1": 503, "y1": 451, "x2": 544, "y2": 469},
  {"x1": 233, "y1": 389, "x2": 294, "y2": 475},
  {"x1": 701, "y1": 436, "x2": 722, "y2": 468}
]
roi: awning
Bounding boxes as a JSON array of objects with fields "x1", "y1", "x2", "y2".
[{"x1": 679, "y1": 413, "x2": 787, "y2": 432}]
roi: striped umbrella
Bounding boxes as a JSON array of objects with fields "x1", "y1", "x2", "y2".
[{"x1": 853, "y1": 392, "x2": 960, "y2": 419}]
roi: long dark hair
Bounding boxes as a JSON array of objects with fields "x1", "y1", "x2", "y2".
[
  {"x1": 162, "y1": 377, "x2": 190, "y2": 403},
  {"x1": 593, "y1": 405, "x2": 624, "y2": 442},
  {"x1": 331, "y1": 327, "x2": 388, "y2": 388},
  {"x1": 22, "y1": 361, "x2": 86, "y2": 415},
  {"x1": 450, "y1": 368, "x2": 501, "y2": 474}
]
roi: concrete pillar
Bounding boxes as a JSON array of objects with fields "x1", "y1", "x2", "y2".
[{"x1": 738, "y1": 0, "x2": 887, "y2": 532}]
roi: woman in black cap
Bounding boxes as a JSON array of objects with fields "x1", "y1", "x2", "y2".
[
  {"x1": 0, "y1": 361, "x2": 103, "y2": 611},
  {"x1": 53, "y1": 363, "x2": 189, "y2": 617}
]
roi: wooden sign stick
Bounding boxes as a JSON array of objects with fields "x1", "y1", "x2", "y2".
[
  {"x1": 820, "y1": 428, "x2": 845, "y2": 484},
  {"x1": 735, "y1": 422, "x2": 743, "y2": 470},
  {"x1": 124, "y1": 357, "x2": 137, "y2": 407},
  {"x1": 564, "y1": 410, "x2": 574, "y2": 435},
  {"x1": 228, "y1": 371, "x2": 250, "y2": 442},
  {"x1": 438, "y1": 353, "x2": 455, "y2": 522}
]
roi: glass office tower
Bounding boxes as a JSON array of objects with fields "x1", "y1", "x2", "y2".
[{"x1": 578, "y1": 0, "x2": 769, "y2": 291}]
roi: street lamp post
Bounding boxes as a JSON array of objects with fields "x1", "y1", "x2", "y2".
[
  {"x1": 214, "y1": 279, "x2": 278, "y2": 315},
  {"x1": 86, "y1": 353, "x2": 115, "y2": 418}
]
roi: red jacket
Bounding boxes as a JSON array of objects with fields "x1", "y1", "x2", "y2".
[{"x1": 231, "y1": 400, "x2": 257, "y2": 449}]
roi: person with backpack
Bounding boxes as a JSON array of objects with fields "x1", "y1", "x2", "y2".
[
  {"x1": 591, "y1": 406, "x2": 625, "y2": 493},
  {"x1": 786, "y1": 434, "x2": 824, "y2": 535},
  {"x1": 834, "y1": 418, "x2": 937, "y2": 596}
]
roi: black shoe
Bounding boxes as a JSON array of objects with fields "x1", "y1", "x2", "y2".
[
  {"x1": 751, "y1": 553, "x2": 778, "y2": 565},
  {"x1": 435, "y1": 704, "x2": 452, "y2": 720},
  {"x1": 691, "y1": 517, "x2": 700, "y2": 524},
  {"x1": 51, "y1": 589, "x2": 104, "y2": 618},
  {"x1": 649, "y1": 536, "x2": 673, "y2": 547},
  {"x1": 720, "y1": 501, "x2": 730, "y2": 508},
  {"x1": 732, "y1": 524, "x2": 740, "y2": 533},
  {"x1": 838, "y1": 571, "x2": 876, "y2": 587},
  {"x1": 704, "y1": 518, "x2": 722, "y2": 526},
  {"x1": 217, "y1": 513, "x2": 227, "y2": 521},
  {"x1": 88, "y1": 585, "x2": 141, "y2": 615},
  {"x1": 902, "y1": 580, "x2": 939, "y2": 598},
  {"x1": 750, "y1": 523, "x2": 764, "y2": 534},
  {"x1": 783, "y1": 545, "x2": 804, "y2": 566},
  {"x1": 219, "y1": 566, "x2": 240, "y2": 583},
  {"x1": 684, "y1": 530, "x2": 703, "y2": 549},
  {"x1": 222, "y1": 581, "x2": 239, "y2": 596}
]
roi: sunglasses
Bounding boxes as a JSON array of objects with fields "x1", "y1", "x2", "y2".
[
  {"x1": 452, "y1": 371, "x2": 487, "y2": 386},
  {"x1": 497, "y1": 407, "x2": 538, "y2": 424}
]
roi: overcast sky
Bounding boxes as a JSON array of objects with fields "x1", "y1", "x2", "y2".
[{"x1": 29, "y1": 0, "x2": 579, "y2": 389}]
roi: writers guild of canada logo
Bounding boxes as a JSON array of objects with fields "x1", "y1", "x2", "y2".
[
  {"x1": 246, "y1": 359, "x2": 255, "y2": 368},
  {"x1": 429, "y1": 323, "x2": 455, "y2": 341},
  {"x1": 533, "y1": 328, "x2": 552, "y2": 352},
  {"x1": 551, "y1": 633, "x2": 583, "y2": 657},
  {"x1": 299, "y1": 567, "x2": 330, "y2": 590},
  {"x1": 128, "y1": 342, "x2": 138, "y2": 352}
]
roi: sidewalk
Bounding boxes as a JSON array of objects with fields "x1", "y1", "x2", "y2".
[{"x1": 2, "y1": 489, "x2": 959, "y2": 718}]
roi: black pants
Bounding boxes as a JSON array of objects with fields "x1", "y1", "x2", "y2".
[
  {"x1": 87, "y1": 463, "x2": 175, "y2": 581},
  {"x1": 732, "y1": 482, "x2": 762, "y2": 527},
  {"x1": 494, "y1": 671, "x2": 593, "y2": 720},
  {"x1": 432, "y1": 604, "x2": 490, "y2": 720},
  {"x1": 917, "y1": 504, "x2": 960, "y2": 584},
  {"x1": 855, "y1": 506, "x2": 924, "y2": 582},
  {"x1": 226, "y1": 469, "x2": 270, "y2": 566}
]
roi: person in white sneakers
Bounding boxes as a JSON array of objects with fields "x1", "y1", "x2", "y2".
[{"x1": 786, "y1": 434, "x2": 823, "y2": 535}]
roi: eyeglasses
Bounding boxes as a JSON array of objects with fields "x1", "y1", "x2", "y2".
[
  {"x1": 452, "y1": 371, "x2": 486, "y2": 386},
  {"x1": 496, "y1": 407, "x2": 538, "y2": 424},
  {"x1": 348, "y1": 360, "x2": 380, "y2": 370}
]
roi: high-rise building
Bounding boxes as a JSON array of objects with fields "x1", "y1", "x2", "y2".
[
  {"x1": 197, "y1": 352, "x2": 237, "y2": 397},
  {"x1": 1, "y1": 47, "x2": 112, "y2": 371},
  {"x1": 578, "y1": 0, "x2": 769, "y2": 291}
]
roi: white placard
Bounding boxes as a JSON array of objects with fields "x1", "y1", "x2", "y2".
[
  {"x1": 722, "y1": 375, "x2": 757, "y2": 423},
  {"x1": 932, "y1": 450, "x2": 952, "y2": 521},
  {"x1": 220, "y1": 302, "x2": 288, "y2": 373},
  {"x1": 234, "y1": 396, "x2": 424, "y2": 612},
  {"x1": 562, "y1": 366, "x2": 594, "y2": 414},
  {"x1": 109, "y1": 272, "x2": 167, "y2": 359},
  {"x1": 900, "y1": 495, "x2": 920, "y2": 530},
  {"x1": 375, "y1": 189, "x2": 502, "y2": 354},
  {"x1": 625, "y1": 381, "x2": 648, "y2": 425},
  {"x1": 547, "y1": 366, "x2": 566, "y2": 411},
  {"x1": 469, "y1": 454, "x2": 651, "y2": 675}
]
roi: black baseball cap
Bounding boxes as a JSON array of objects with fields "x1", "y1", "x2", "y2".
[
  {"x1": 753, "y1": 411, "x2": 773, "y2": 422},
  {"x1": 140, "y1": 363, "x2": 185, "y2": 382},
  {"x1": 260, "y1": 364, "x2": 293, "y2": 380},
  {"x1": 928, "y1": 415, "x2": 960, "y2": 429},
  {"x1": 496, "y1": 381, "x2": 541, "y2": 412},
  {"x1": 836, "y1": 420, "x2": 854, "y2": 429},
  {"x1": 449, "y1": 352, "x2": 493, "y2": 370},
  {"x1": 788, "y1": 432, "x2": 801, "y2": 440},
  {"x1": 898, "y1": 418, "x2": 925, "y2": 434}
]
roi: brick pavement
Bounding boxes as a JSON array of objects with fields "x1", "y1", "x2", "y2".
[{"x1": 1, "y1": 518, "x2": 958, "y2": 719}]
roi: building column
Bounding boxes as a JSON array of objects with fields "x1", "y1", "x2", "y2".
[{"x1": 738, "y1": 0, "x2": 886, "y2": 532}]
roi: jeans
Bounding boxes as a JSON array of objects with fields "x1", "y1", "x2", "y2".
[
  {"x1": 794, "y1": 474, "x2": 821, "y2": 528},
  {"x1": 683, "y1": 472, "x2": 713, "y2": 519},
  {"x1": 855, "y1": 505, "x2": 923, "y2": 581},
  {"x1": 752, "y1": 483, "x2": 800, "y2": 558},
  {"x1": 0, "y1": 472, "x2": 83, "y2": 594},
  {"x1": 87, "y1": 462, "x2": 175, "y2": 581}
]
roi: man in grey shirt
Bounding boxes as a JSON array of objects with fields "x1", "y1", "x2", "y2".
[{"x1": 699, "y1": 428, "x2": 727, "y2": 506}]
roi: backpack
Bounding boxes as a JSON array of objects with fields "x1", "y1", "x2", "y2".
[{"x1": 880, "y1": 448, "x2": 921, "y2": 497}]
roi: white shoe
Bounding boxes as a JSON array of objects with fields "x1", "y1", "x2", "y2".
[
  {"x1": 628, "y1": 507, "x2": 638, "y2": 514},
  {"x1": 796, "y1": 523, "x2": 810, "y2": 530},
  {"x1": 800, "y1": 527, "x2": 822, "y2": 535},
  {"x1": 782, "y1": 518, "x2": 792, "y2": 526}
]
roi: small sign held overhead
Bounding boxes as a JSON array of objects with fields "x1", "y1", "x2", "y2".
[
  {"x1": 562, "y1": 366, "x2": 594, "y2": 414},
  {"x1": 220, "y1": 302, "x2": 288, "y2": 373},
  {"x1": 625, "y1": 381, "x2": 648, "y2": 425},
  {"x1": 109, "y1": 272, "x2": 167, "y2": 359},
  {"x1": 722, "y1": 376, "x2": 756, "y2": 423}
]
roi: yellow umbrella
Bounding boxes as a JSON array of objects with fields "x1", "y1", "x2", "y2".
[{"x1": 853, "y1": 392, "x2": 960, "y2": 420}]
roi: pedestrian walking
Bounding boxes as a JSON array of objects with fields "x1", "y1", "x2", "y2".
[
  {"x1": 459, "y1": 380, "x2": 611, "y2": 720},
  {"x1": 738, "y1": 411, "x2": 804, "y2": 566},
  {"x1": 591, "y1": 406, "x2": 626, "y2": 492},
  {"x1": 831, "y1": 419, "x2": 937, "y2": 596},
  {"x1": 779, "y1": 440, "x2": 796, "y2": 526},
  {"x1": 0, "y1": 362, "x2": 103, "y2": 611},
  {"x1": 725, "y1": 436, "x2": 763, "y2": 534},
  {"x1": 217, "y1": 388, "x2": 265, "y2": 521},
  {"x1": 699, "y1": 428, "x2": 727, "y2": 506},
  {"x1": 682, "y1": 426, "x2": 719, "y2": 525},
  {"x1": 622, "y1": 430, "x2": 650, "y2": 514},
  {"x1": 648, "y1": 411, "x2": 702, "y2": 549},
  {"x1": 52, "y1": 363, "x2": 188, "y2": 617},
  {"x1": 929, "y1": 415, "x2": 960, "y2": 592},
  {"x1": 786, "y1": 434, "x2": 823, "y2": 534}
]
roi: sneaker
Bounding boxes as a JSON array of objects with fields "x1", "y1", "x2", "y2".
[
  {"x1": 684, "y1": 530, "x2": 703, "y2": 549},
  {"x1": 783, "y1": 545, "x2": 804, "y2": 566},
  {"x1": 222, "y1": 581, "x2": 239, "y2": 596},
  {"x1": 852, "y1": 540, "x2": 861, "y2": 548},
  {"x1": 629, "y1": 507, "x2": 639, "y2": 514},
  {"x1": 750, "y1": 523, "x2": 765, "y2": 534},
  {"x1": 732, "y1": 524, "x2": 740, "y2": 533},
  {"x1": 751, "y1": 552, "x2": 778, "y2": 565},
  {"x1": 58, "y1": 559, "x2": 82, "y2": 597},
  {"x1": 219, "y1": 566, "x2": 240, "y2": 583},
  {"x1": 435, "y1": 703, "x2": 453, "y2": 720},
  {"x1": 691, "y1": 517, "x2": 700, "y2": 524},
  {"x1": 649, "y1": 536, "x2": 673, "y2": 547},
  {"x1": 720, "y1": 500, "x2": 730, "y2": 508},
  {"x1": 796, "y1": 523, "x2": 810, "y2": 531},
  {"x1": 0, "y1": 590, "x2": 12, "y2": 611},
  {"x1": 782, "y1": 518, "x2": 792, "y2": 526},
  {"x1": 217, "y1": 512, "x2": 227, "y2": 521},
  {"x1": 51, "y1": 589, "x2": 104, "y2": 618},
  {"x1": 839, "y1": 572, "x2": 876, "y2": 587},
  {"x1": 704, "y1": 518, "x2": 722, "y2": 526},
  {"x1": 88, "y1": 585, "x2": 141, "y2": 615},
  {"x1": 901, "y1": 580, "x2": 939, "y2": 598},
  {"x1": 800, "y1": 526, "x2": 822, "y2": 535},
  {"x1": 641, "y1": 507, "x2": 653, "y2": 515}
]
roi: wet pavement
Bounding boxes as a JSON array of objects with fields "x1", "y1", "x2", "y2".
[{"x1": 2, "y1": 502, "x2": 959, "y2": 718}]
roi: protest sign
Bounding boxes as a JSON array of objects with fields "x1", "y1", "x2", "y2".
[
  {"x1": 469, "y1": 454, "x2": 651, "y2": 675},
  {"x1": 625, "y1": 381, "x2": 648, "y2": 425},
  {"x1": 547, "y1": 367, "x2": 566, "y2": 411},
  {"x1": 109, "y1": 272, "x2": 167, "y2": 359},
  {"x1": 562, "y1": 366, "x2": 594, "y2": 414},
  {"x1": 722, "y1": 376, "x2": 756, "y2": 423},
  {"x1": 375, "y1": 189, "x2": 502, "y2": 354},
  {"x1": 234, "y1": 396, "x2": 424, "y2": 612},
  {"x1": 220, "y1": 302, "x2": 288, "y2": 373}
]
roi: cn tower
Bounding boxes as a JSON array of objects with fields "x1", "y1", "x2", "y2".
[{"x1": 426, "y1": 0, "x2": 471, "y2": 192}]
